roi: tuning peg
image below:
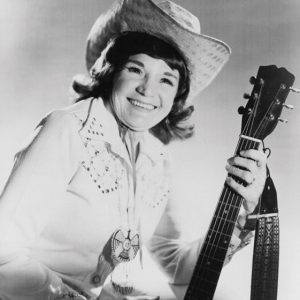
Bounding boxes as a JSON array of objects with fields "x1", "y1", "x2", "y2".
[
  {"x1": 289, "y1": 87, "x2": 300, "y2": 93},
  {"x1": 238, "y1": 106, "x2": 245, "y2": 114},
  {"x1": 249, "y1": 76, "x2": 256, "y2": 85},
  {"x1": 278, "y1": 118, "x2": 288, "y2": 123},
  {"x1": 283, "y1": 104, "x2": 294, "y2": 110},
  {"x1": 243, "y1": 93, "x2": 251, "y2": 100}
]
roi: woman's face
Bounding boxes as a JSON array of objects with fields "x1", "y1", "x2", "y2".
[{"x1": 110, "y1": 53, "x2": 180, "y2": 131}]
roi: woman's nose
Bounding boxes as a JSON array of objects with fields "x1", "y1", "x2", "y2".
[{"x1": 136, "y1": 76, "x2": 155, "y2": 96}]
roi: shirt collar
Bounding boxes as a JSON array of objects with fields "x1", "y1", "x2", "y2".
[{"x1": 75, "y1": 98, "x2": 167, "y2": 164}]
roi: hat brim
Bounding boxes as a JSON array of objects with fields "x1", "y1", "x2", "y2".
[{"x1": 86, "y1": 0, "x2": 231, "y2": 98}]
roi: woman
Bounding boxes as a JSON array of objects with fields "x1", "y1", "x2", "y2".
[{"x1": 0, "y1": 1, "x2": 267, "y2": 299}]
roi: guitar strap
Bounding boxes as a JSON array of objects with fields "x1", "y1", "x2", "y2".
[{"x1": 245, "y1": 167, "x2": 279, "y2": 300}]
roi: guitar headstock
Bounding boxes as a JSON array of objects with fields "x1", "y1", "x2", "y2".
[{"x1": 239, "y1": 65, "x2": 297, "y2": 140}]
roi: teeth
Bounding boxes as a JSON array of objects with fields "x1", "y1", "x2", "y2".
[{"x1": 128, "y1": 99, "x2": 156, "y2": 110}]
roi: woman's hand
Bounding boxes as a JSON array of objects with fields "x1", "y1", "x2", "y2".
[{"x1": 225, "y1": 148, "x2": 268, "y2": 214}]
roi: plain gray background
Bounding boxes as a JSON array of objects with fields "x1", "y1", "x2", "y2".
[{"x1": 0, "y1": 0, "x2": 299, "y2": 299}]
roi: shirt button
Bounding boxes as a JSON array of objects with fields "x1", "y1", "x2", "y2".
[{"x1": 92, "y1": 275, "x2": 101, "y2": 284}]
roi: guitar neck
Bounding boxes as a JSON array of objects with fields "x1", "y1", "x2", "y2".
[{"x1": 184, "y1": 136, "x2": 260, "y2": 300}]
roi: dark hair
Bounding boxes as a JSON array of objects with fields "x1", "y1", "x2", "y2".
[{"x1": 72, "y1": 31, "x2": 194, "y2": 144}]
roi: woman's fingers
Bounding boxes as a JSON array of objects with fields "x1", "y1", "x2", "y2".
[
  {"x1": 225, "y1": 163, "x2": 255, "y2": 184},
  {"x1": 225, "y1": 148, "x2": 268, "y2": 213},
  {"x1": 227, "y1": 150, "x2": 267, "y2": 173},
  {"x1": 239, "y1": 149, "x2": 268, "y2": 168}
]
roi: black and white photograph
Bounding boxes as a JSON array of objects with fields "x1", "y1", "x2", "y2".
[{"x1": 0, "y1": 1, "x2": 299, "y2": 299}]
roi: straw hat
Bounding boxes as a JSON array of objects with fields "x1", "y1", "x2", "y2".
[{"x1": 86, "y1": 0, "x2": 231, "y2": 99}]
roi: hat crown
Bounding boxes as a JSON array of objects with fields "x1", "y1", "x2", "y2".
[{"x1": 156, "y1": 1, "x2": 201, "y2": 34}]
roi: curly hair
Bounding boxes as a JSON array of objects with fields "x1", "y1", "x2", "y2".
[{"x1": 72, "y1": 32, "x2": 194, "y2": 144}]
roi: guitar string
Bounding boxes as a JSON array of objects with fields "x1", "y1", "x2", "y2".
[
  {"x1": 237, "y1": 82, "x2": 263, "y2": 231},
  {"x1": 248, "y1": 76, "x2": 287, "y2": 141},
  {"x1": 238, "y1": 83, "x2": 284, "y2": 300},
  {"x1": 240, "y1": 73, "x2": 267, "y2": 152},
  {"x1": 246, "y1": 86, "x2": 284, "y2": 223},
  {"x1": 191, "y1": 188, "x2": 233, "y2": 287},
  {"x1": 193, "y1": 139, "x2": 266, "y2": 296},
  {"x1": 193, "y1": 140, "x2": 253, "y2": 288},
  {"x1": 247, "y1": 84, "x2": 281, "y2": 299},
  {"x1": 205, "y1": 106, "x2": 257, "y2": 265},
  {"x1": 192, "y1": 84, "x2": 264, "y2": 290},
  {"x1": 203, "y1": 138, "x2": 257, "y2": 287},
  {"x1": 202, "y1": 137, "x2": 257, "y2": 286},
  {"x1": 193, "y1": 172, "x2": 246, "y2": 291},
  {"x1": 229, "y1": 77, "x2": 284, "y2": 275},
  {"x1": 252, "y1": 86, "x2": 283, "y2": 139},
  {"x1": 197, "y1": 97, "x2": 258, "y2": 279},
  {"x1": 189, "y1": 77, "x2": 274, "y2": 292},
  {"x1": 191, "y1": 156, "x2": 261, "y2": 295},
  {"x1": 188, "y1": 76, "x2": 288, "y2": 297},
  {"x1": 247, "y1": 77, "x2": 265, "y2": 139},
  {"x1": 192, "y1": 113, "x2": 255, "y2": 288}
]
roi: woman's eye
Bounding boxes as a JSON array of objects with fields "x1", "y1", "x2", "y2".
[
  {"x1": 161, "y1": 78, "x2": 174, "y2": 86},
  {"x1": 126, "y1": 66, "x2": 142, "y2": 74}
]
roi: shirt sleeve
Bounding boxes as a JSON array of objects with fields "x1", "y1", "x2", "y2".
[
  {"x1": 0, "y1": 111, "x2": 82, "y2": 300},
  {"x1": 147, "y1": 160, "x2": 254, "y2": 286}
]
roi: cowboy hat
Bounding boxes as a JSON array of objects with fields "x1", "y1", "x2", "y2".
[{"x1": 86, "y1": 0, "x2": 231, "y2": 99}]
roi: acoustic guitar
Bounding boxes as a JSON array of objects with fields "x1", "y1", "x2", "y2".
[
  {"x1": 182, "y1": 65, "x2": 295, "y2": 300},
  {"x1": 95, "y1": 66, "x2": 296, "y2": 300}
]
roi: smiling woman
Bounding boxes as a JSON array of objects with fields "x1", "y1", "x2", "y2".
[
  {"x1": 73, "y1": 31, "x2": 192, "y2": 144},
  {"x1": 110, "y1": 53, "x2": 179, "y2": 132},
  {"x1": 0, "y1": 1, "x2": 269, "y2": 300}
]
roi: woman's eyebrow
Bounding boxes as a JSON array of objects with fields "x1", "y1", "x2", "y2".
[
  {"x1": 163, "y1": 71, "x2": 179, "y2": 80},
  {"x1": 127, "y1": 59, "x2": 144, "y2": 67},
  {"x1": 127, "y1": 59, "x2": 178, "y2": 80}
]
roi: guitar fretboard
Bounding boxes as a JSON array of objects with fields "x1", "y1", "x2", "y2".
[{"x1": 184, "y1": 137, "x2": 260, "y2": 300}]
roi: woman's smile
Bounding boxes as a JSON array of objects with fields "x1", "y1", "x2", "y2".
[
  {"x1": 111, "y1": 53, "x2": 179, "y2": 131},
  {"x1": 127, "y1": 97, "x2": 158, "y2": 111}
]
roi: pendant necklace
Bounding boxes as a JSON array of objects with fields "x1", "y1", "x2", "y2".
[{"x1": 110, "y1": 129, "x2": 141, "y2": 295}]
